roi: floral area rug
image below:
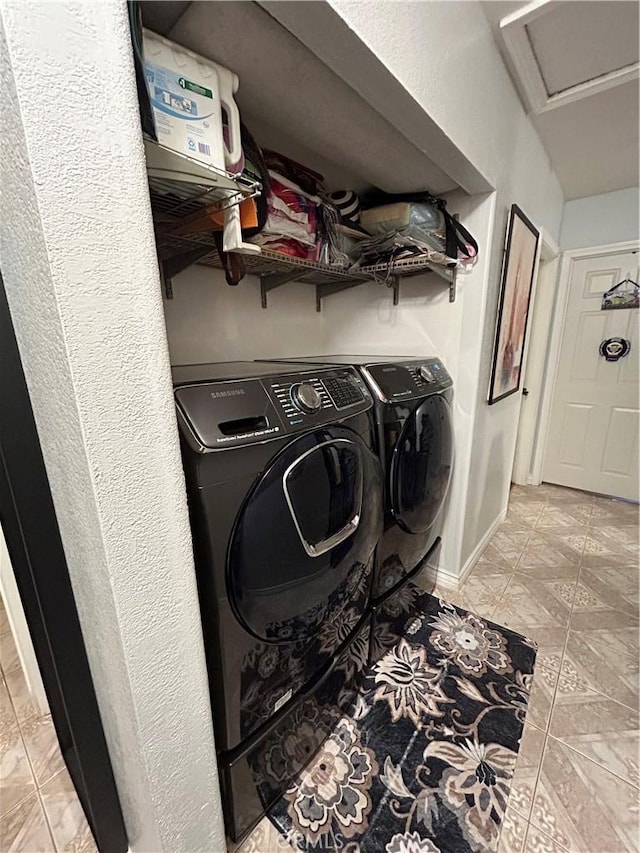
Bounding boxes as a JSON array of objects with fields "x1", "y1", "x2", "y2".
[{"x1": 267, "y1": 585, "x2": 537, "y2": 852}]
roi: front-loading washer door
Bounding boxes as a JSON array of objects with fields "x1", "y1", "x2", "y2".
[
  {"x1": 228, "y1": 426, "x2": 382, "y2": 646},
  {"x1": 391, "y1": 394, "x2": 453, "y2": 535}
]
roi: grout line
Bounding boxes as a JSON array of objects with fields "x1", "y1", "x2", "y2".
[
  {"x1": 545, "y1": 733, "x2": 640, "y2": 792},
  {"x1": 521, "y1": 722, "x2": 550, "y2": 839},
  {"x1": 35, "y1": 786, "x2": 58, "y2": 853},
  {"x1": 36, "y1": 764, "x2": 67, "y2": 802},
  {"x1": 0, "y1": 789, "x2": 39, "y2": 823}
]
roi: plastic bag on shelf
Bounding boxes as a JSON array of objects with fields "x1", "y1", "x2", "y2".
[
  {"x1": 249, "y1": 169, "x2": 322, "y2": 261},
  {"x1": 361, "y1": 190, "x2": 478, "y2": 268},
  {"x1": 349, "y1": 227, "x2": 458, "y2": 271},
  {"x1": 361, "y1": 202, "x2": 445, "y2": 238}
]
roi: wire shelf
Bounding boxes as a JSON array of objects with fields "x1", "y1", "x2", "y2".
[
  {"x1": 359, "y1": 255, "x2": 454, "y2": 285},
  {"x1": 145, "y1": 139, "x2": 261, "y2": 222},
  {"x1": 145, "y1": 140, "x2": 458, "y2": 306},
  {"x1": 199, "y1": 249, "x2": 371, "y2": 286}
]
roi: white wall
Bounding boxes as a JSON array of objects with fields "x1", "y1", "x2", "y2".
[
  {"x1": 560, "y1": 187, "x2": 640, "y2": 249},
  {"x1": 165, "y1": 0, "x2": 564, "y2": 576},
  {"x1": 0, "y1": 3, "x2": 224, "y2": 851}
]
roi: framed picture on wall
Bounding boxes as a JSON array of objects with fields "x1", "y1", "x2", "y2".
[{"x1": 488, "y1": 204, "x2": 540, "y2": 405}]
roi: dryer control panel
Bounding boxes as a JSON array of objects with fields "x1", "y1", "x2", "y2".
[
  {"x1": 175, "y1": 365, "x2": 371, "y2": 451},
  {"x1": 267, "y1": 368, "x2": 369, "y2": 429},
  {"x1": 365, "y1": 358, "x2": 452, "y2": 402}
]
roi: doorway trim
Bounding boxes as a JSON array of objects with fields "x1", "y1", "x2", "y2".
[
  {"x1": 532, "y1": 239, "x2": 639, "y2": 486},
  {"x1": 512, "y1": 227, "x2": 560, "y2": 484}
]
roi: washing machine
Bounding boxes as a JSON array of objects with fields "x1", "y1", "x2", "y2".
[
  {"x1": 173, "y1": 361, "x2": 383, "y2": 841},
  {"x1": 264, "y1": 356, "x2": 454, "y2": 605}
]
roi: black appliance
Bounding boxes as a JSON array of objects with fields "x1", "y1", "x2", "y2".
[
  {"x1": 264, "y1": 356, "x2": 454, "y2": 606},
  {"x1": 173, "y1": 361, "x2": 383, "y2": 842}
]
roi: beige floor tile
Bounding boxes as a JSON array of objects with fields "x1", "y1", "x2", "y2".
[
  {"x1": 40, "y1": 769, "x2": 97, "y2": 853},
  {"x1": 523, "y1": 822, "x2": 570, "y2": 852},
  {"x1": 0, "y1": 793, "x2": 55, "y2": 852},
  {"x1": 508, "y1": 723, "x2": 546, "y2": 821},
  {"x1": 498, "y1": 803, "x2": 529, "y2": 852},
  {"x1": 581, "y1": 527, "x2": 638, "y2": 567},
  {"x1": 590, "y1": 497, "x2": 639, "y2": 526},
  {"x1": 482, "y1": 530, "x2": 533, "y2": 569},
  {"x1": 500, "y1": 517, "x2": 538, "y2": 534},
  {"x1": 504, "y1": 514, "x2": 541, "y2": 534},
  {"x1": 0, "y1": 679, "x2": 36, "y2": 818},
  {"x1": 0, "y1": 624, "x2": 21, "y2": 679},
  {"x1": 526, "y1": 665, "x2": 560, "y2": 733},
  {"x1": 549, "y1": 667, "x2": 639, "y2": 785},
  {"x1": 4, "y1": 664, "x2": 47, "y2": 726},
  {"x1": 492, "y1": 574, "x2": 576, "y2": 640},
  {"x1": 469, "y1": 557, "x2": 514, "y2": 580},
  {"x1": 476, "y1": 543, "x2": 521, "y2": 573},
  {"x1": 583, "y1": 562, "x2": 638, "y2": 599},
  {"x1": 437, "y1": 573, "x2": 511, "y2": 620},
  {"x1": 561, "y1": 625, "x2": 639, "y2": 712},
  {"x1": 541, "y1": 484, "x2": 594, "y2": 506},
  {"x1": 531, "y1": 738, "x2": 639, "y2": 852},
  {"x1": 534, "y1": 504, "x2": 592, "y2": 530},
  {"x1": 19, "y1": 714, "x2": 65, "y2": 788},
  {"x1": 581, "y1": 548, "x2": 640, "y2": 569},
  {"x1": 567, "y1": 603, "x2": 639, "y2": 633},
  {"x1": 587, "y1": 520, "x2": 639, "y2": 546},
  {"x1": 510, "y1": 485, "x2": 546, "y2": 501},
  {"x1": 507, "y1": 501, "x2": 546, "y2": 528},
  {"x1": 577, "y1": 565, "x2": 638, "y2": 618},
  {"x1": 517, "y1": 530, "x2": 584, "y2": 575}
]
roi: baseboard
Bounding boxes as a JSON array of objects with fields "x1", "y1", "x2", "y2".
[
  {"x1": 422, "y1": 509, "x2": 507, "y2": 592},
  {"x1": 420, "y1": 562, "x2": 459, "y2": 592}
]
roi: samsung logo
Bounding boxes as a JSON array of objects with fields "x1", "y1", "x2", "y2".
[{"x1": 210, "y1": 388, "x2": 245, "y2": 399}]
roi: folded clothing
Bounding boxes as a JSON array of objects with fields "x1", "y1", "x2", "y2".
[{"x1": 250, "y1": 169, "x2": 321, "y2": 260}]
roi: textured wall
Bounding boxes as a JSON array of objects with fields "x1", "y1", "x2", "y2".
[
  {"x1": 560, "y1": 188, "x2": 640, "y2": 249},
  {"x1": 0, "y1": 2, "x2": 224, "y2": 850}
]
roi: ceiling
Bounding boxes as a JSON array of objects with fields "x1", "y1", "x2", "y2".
[
  {"x1": 483, "y1": 0, "x2": 639, "y2": 199},
  {"x1": 139, "y1": 1, "x2": 458, "y2": 194}
]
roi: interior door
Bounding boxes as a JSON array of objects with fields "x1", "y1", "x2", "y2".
[{"x1": 544, "y1": 248, "x2": 639, "y2": 499}]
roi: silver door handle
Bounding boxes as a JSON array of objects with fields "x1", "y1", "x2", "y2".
[
  {"x1": 283, "y1": 439, "x2": 362, "y2": 558},
  {"x1": 301, "y1": 514, "x2": 361, "y2": 558}
]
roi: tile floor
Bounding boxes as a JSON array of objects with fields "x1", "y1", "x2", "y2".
[
  {"x1": 238, "y1": 483, "x2": 639, "y2": 853},
  {"x1": 436, "y1": 483, "x2": 639, "y2": 853},
  {"x1": 1, "y1": 483, "x2": 637, "y2": 852},
  {"x1": 0, "y1": 600, "x2": 97, "y2": 852}
]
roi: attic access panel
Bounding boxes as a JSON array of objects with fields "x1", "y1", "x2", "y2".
[{"x1": 526, "y1": 1, "x2": 639, "y2": 96}]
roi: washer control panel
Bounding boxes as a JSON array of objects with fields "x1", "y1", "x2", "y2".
[{"x1": 174, "y1": 363, "x2": 372, "y2": 451}]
